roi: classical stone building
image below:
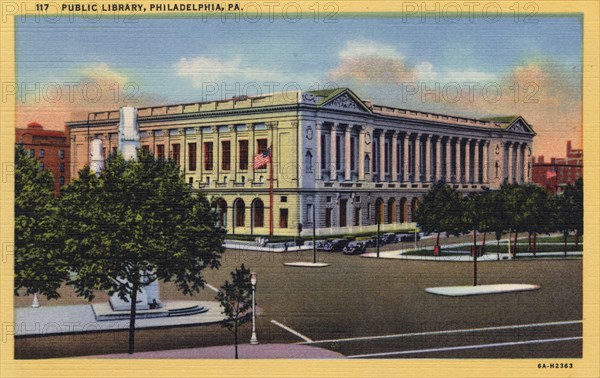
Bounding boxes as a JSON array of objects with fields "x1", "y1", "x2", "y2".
[{"x1": 67, "y1": 88, "x2": 535, "y2": 236}]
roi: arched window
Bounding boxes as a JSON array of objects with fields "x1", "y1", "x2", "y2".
[
  {"x1": 374, "y1": 198, "x2": 384, "y2": 224},
  {"x1": 305, "y1": 150, "x2": 313, "y2": 172},
  {"x1": 252, "y1": 198, "x2": 264, "y2": 228},
  {"x1": 400, "y1": 197, "x2": 408, "y2": 223},
  {"x1": 214, "y1": 198, "x2": 227, "y2": 228},
  {"x1": 234, "y1": 198, "x2": 245, "y2": 227},
  {"x1": 387, "y1": 198, "x2": 396, "y2": 224}
]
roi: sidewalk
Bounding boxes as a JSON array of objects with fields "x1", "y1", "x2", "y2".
[
  {"x1": 361, "y1": 241, "x2": 582, "y2": 261},
  {"x1": 88, "y1": 343, "x2": 345, "y2": 359}
]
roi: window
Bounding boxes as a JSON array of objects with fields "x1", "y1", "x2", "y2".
[
  {"x1": 256, "y1": 139, "x2": 268, "y2": 169},
  {"x1": 354, "y1": 207, "x2": 361, "y2": 226},
  {"x1": 39, "y1": 149, "x2": 45, "y2": 158},
  {"x1": 188, "y1": 177, "x2": 194, "y2": 186},
  {"x1": 188, "y1": 143, "x2": 197, "y2": 171},
  {"x1": 203, "y1": 142, "x2": 213, "y2": 170},
  {"x1": 157, "y1": 144, "x2": 165, "y2": 160},
  {"x1": 252, "y1": 199, "x2": 264, "y2": 227},
  {"x1": 29, "y1": 149, "x2": 34, "y2": 157},
  {"x1": 59, "y1": 149, "x2": 65, "y2": 159},
  {"x1": 234, "y1": 199, "x2": 245, "y2": 227},
  {"x1": 326, "y1": 196, "x2": 332, "y2": 203},
  {"x1": 39, "y1": 162, "x2": 44, "y2": 170},
  {"x1": 279, "y1": 209, "x2": 288, "y2": 228},
  {"x1": 142, "y1": 145, "x2": 150, "y2": 153},
  {"x1": 172, "y1": 144, "x2": 180, "y2": 164},
  {"x1": 112, "y1": 147, "x2": 118, "y2": 154},
  {"x1": 384, "y1": 140, "x2": 390, "y2": 173},
  {"x1": 325, "y1": 208, "x2": 332, "y2": 227},
  {"x1": 59, "y1": 176, "x2": 65, "y2": 185},
  {"x1": 60, "y1": 163, "x2": 65, "y2": 172},
  {"x1": 281, "y1": 196, "x2": 287, "y2": 202},
  {"x1": 222, "y1": 141, "x2": 231, "y2": 171},
  {"x1": 239, "y1": 140, "x2": 249, "y2": 170},
  {"x1": 306, "y1": 204, "x2": 314, "y2": 223}
]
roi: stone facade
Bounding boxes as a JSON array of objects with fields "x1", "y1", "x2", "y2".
[{"x1": 67, "y1": 88, "x2": 535, "y2": 236}]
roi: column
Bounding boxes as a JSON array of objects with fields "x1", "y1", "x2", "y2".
[
  {"x1": 315, "y1": 123, "x2": 322, "y2": 180},
  {"x1": 482, "y1": 141, "x2": 489, "y2": 183},
  {"x1": 473, "y1": 139, "x2": 480, "y2": 184},
  {"x1": 515, "y1": 143, "x2": 523, "y2": 183},
  {"x1": 403, "y1": 133, "x2": 410, "y2": 182},
  {"x1": 507, "y1": 142, "x2": 514, "y2": 183},
  {"x1": 379, "y1": 131, "x2": 386, "y2": 181},
  {"x1": 435, "y1": 137, "x2": 442, "y2": 182},
  {"x1": 455, "y1": 138, "x2": 461, "y2": 183},
  {"x1": 344, "y1": 126, "x2": 351, "y2": 181},
  {"x1": 391, "y1": 132, "x2": 398, "y2": 181},
  {"x1": 444, "y1": 138, "x2": 451, "y2": 182},
  {"x1": 414, "y1": 134, "x2": 421, "y2": 182},
  {"x1": 330, "y1": 124, "x2": 337, "y2": 180},
  {"x1": 524, "y1": 144, "x2": 530, "y2": 183},
  {"x1": 465, "y1": 139, "x2": 471, "y2": 184},
  {"x1": 358, "y1": 126, "x2": 365, "y2": 181},
  {"x1": 424, "y1": 135, "x2": 432, "y2": 182}
]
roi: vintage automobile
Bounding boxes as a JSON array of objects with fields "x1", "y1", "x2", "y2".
[
  {"x1": 342, "y1": 241, "x2": 367, "y2": 255},
  {"x1": 323, "y1": 238, "x2": 351, "y2": 252}
]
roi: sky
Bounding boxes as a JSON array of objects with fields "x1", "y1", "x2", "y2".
[{"x1": 15, "y1": 15, "x2": 582, "y2": 158}]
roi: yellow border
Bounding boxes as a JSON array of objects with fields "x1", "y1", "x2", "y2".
[{"x1": 1, "y1": 1, "x2": 598, "y2": 377}]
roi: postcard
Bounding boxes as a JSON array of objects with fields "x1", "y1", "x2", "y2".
[{"x1": 1, "y1": 0, "x2": 598, "y2": 377}]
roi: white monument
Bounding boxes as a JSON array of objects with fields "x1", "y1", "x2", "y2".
[{"x1": 91, "y1": 106, "x2": 162, "y2": 312}]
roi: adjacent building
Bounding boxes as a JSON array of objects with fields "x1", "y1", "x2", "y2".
[
  {"x1": 67, "y1": 88, "x2": 535, "y2": 236},
  {"x1": 16, "y1": 122, "x2": 70, "y2": 195},
  {"x1": 531, "y1": 140, "x2": 583, "y2": 194}
]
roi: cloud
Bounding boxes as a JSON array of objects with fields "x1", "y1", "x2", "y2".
[
  {"x1": 16, "y1": 63, "x2": 167, "y2": 131},
  {"x1": 328, "y1": 40, "x2": 582, "y2": 157}
]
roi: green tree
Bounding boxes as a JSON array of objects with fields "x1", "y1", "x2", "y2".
[
  {"x1": 59, "y1": 150, "x2": 224, "y2": 354},
  {"x1": 566, "y1": 178, "x2": 583, "y2": 250},
  {"x1": 413, "y1": 182, "x2": 463, "y2": 249},
  {"x1": 501, "y1": 183, "x2": 529, "y2": 257},
  {"x1": 521, "y1": 185, "x2": 551, "y2": 256},
  {"x1": 216, "y1": 264, "x2": 253, "y2": 359},
  {"x1": 14, "y1": 146, "x2": 69, "y2": 303},
  {"x1": 479, "y1": 189, "x2": 508, "y2": 258}
]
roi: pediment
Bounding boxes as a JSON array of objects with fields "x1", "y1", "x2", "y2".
[
  {"x1": 320, "y1": 91, "x2": 372, "y2": 113},
  {"x1": 506, "y1": 117, "x2": 535, "y2": 135}
]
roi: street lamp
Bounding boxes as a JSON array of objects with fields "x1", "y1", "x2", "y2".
[{"x1": 250, "y1": 272, "x2": 258, "y2": 345}]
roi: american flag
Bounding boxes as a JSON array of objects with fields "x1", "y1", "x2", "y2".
[
  {"x1": 546, "y1": 168, "x2": 557, "y2": 179},
  {"x1": 253, "y1": 146, "x2": 271, "y2": 169}
]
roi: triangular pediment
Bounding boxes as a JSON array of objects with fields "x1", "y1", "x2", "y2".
[
  {"x1": 506, "y1": 117, "x2": 536, "y2": 135},
  {"x1": 306, "y1": 88, "x2": 372, "y2": 113}
]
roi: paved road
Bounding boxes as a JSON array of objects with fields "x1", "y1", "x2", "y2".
[{"x1": 15, "y1": 245, "x2": 582, "y2": 359}]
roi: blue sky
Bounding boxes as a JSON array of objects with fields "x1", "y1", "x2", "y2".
[{"x1": 15, "y1": 15, "x2": 582, "y2": 155}]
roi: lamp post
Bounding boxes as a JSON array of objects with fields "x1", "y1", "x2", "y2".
[
  {"x1": 250, "y1": 272, "x2": 258, "y2": 345},
  {"x1": 312, "y1": 205, "x2": 317, "y2": 264}
]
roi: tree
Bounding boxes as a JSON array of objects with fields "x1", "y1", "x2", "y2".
[
  {"x1": 14, "y1": 146, "x2": 69, "y2": 303},
  {"x1": 501, "y1": 183, "x2": 529, "y2": 257},
  {"x1": 413, "y1": 182, "x2": 463, "y2": 250},
  {"x1": 59, "y1": 150, "x2": 224, "y2": 354},
  {"x1": 216, "y1": 264, "x2": 253, "y2": 359},
  {"x1": 477, "y1": 189, "x2": 508, "y2": 259},
  {"x1": 461, "y1": 192, "x2": 484, "y2": 286},
  {"x1": 521, "y1": 185, "x2": 550, "y2": 256},
  {"x1": 565, "y1": 179, "x2": 583, "y2": 251}
]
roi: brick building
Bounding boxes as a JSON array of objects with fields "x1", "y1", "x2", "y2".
[
  {"x1": 16, "y1": 122, "x2": 70, "y2": 195},
  {"x1": 531, "y1": 140, "x2": 583, "y2": 194}
]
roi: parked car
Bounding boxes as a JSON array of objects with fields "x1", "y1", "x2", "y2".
[
  {"x1": 343, "y1": 241, "x2": 367, "y2": 255},
  {"x1": 324, "y1": 238, "x2": 351, "y2": 252},
  {"x1": 381, "y1": 233, "x2": 397, "y2": 244},
  {"x1": 396, "y1": 233, "x2": 421, "y2": 242}
]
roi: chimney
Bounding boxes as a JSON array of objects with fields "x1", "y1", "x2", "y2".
[{"x1": 566, "y1": 140, "x2": 572, "y2": 154}]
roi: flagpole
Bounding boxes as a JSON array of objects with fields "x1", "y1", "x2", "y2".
[{"x1": 269, "y1": 145, "x2": 274, "y2": 237}]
